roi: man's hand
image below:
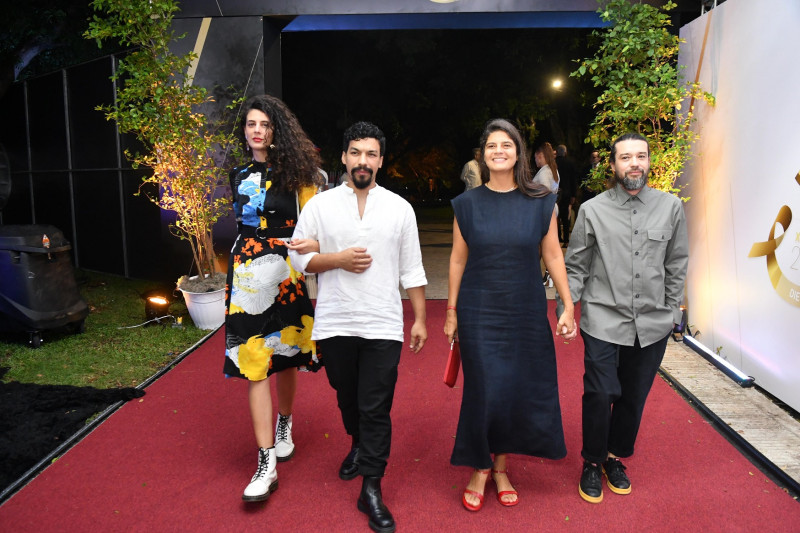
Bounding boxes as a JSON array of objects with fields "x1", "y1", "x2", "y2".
[
  {"x1": 338, "y1": 247, "x2": 372, "y2": 273},
  {"x1": 409, "y1": 321, "x2": 427, "y2": 353}
]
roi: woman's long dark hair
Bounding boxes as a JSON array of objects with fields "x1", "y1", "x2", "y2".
[
  {"x1": 535, "y1": 142, "x2": 559, "y2": 184},
  {"x1": 239, "y1": 95, "x2": 321, "y2": 192},
  {"x1": 477, "y1": 118, "x2": 550, "y2": 198}
]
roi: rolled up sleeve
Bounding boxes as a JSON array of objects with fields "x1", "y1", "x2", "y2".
[{"x1": 398, "y1": 205, "x2": 427, "y2": 290}]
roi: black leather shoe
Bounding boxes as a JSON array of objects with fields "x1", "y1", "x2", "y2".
[
  {"x1": 339, "y1": 446, "x2": 360, "y2": 480},
  {"x1": 603, "y1": 457, "x2": 631, "y2": 495},
  {"x1": 579, "y1": 461, "x2": 603, "y2": 503},
  {"x1": 357, "y1": 476, "x2": 395, "y2": 533}
]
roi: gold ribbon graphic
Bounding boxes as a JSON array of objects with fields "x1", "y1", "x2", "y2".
[{"x1": 748, "y1": 173, "x2": 800, "y2": 307}]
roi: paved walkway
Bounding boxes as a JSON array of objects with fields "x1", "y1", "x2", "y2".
[{"x1": 415, "y1": 219, "x2": 800, "y2": 494}]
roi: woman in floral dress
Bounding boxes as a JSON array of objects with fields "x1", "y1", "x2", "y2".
[{"x1": 224, "y1": 94, "x2": 321, "y2": 502}]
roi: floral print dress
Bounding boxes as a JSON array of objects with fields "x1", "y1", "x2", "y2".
[{"x1": 223, "y1": 161, "x2": 321, "y2": 381}]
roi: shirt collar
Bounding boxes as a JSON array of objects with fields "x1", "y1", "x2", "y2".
[{"x1": 342, "y1": 183, "x2": 382, "y2": 195}]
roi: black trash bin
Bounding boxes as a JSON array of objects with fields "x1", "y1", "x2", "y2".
[{"x1": 0, "y1": 224, "x2": 89, "y2": 347}]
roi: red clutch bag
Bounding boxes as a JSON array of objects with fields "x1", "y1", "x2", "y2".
[{"x1": 443, "y1": 340, "x2": 461, "y2": 387}]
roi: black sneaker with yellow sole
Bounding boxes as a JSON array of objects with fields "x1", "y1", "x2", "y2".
[
  {"x1": 579, "y1": 461, "x2": 603, "y2": 503},
  {"x1": 603, "y1": 457, "x2": 632, "y2": 495}
]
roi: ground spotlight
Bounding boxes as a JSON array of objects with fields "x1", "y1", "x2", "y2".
[{"x1": 144, "y1": 293, "x2": 171, "y2": 323}]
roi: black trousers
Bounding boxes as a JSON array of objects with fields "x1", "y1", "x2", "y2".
[
  {"x1": 319, "y1": 336, "x2": 402, "y2": 477},
  {"x1": 580, "y1": 331, "x2": 669, "y2": 465}
]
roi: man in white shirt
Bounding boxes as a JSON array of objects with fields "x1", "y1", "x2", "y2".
[{"x1": 289, "y1": 121, "x2": 427, "y2": 533}]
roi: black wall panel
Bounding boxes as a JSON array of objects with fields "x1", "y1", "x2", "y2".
[
  {"x1": 30, "y1": 171, "x2": 73, "y2": 244},
  {"x1": 27, "y1": 73, "x2": 69, "y2": 172},
  {"x1": 0, "y1": 84, "x2": 30, "y2": 172},
  {"x1": 67, "y1": 59, "x2": 118, "y2": 170},
  {"x1": 73, "y1": 170, "x2": 125, "y2": 275}
]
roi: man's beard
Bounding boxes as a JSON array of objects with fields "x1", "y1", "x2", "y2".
[
  {"x1": 616, "y1": 168, "x2": 648, "y2": 191},
  {"x1": 350, "y1": 166, "x2": 374, "y2": 189}
]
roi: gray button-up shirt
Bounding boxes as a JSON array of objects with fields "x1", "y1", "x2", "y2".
[{"x1": 557, "y1": 183, "x2": 689, "y2": 347}]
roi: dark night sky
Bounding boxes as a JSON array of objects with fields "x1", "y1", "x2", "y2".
[{"x1": 281, "y1": 27, "x2": 600, "y2": 196}]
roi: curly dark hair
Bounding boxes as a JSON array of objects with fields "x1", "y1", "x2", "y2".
[
  {"x1": 342, "y1": 121, "x2": 386, "y2": 156},
  {"x1": 239, "y1": 94, "x2": 321, "y2": 191},
  {"x1": 477, "y1": 119, "x2": 550, "y2": 198}
]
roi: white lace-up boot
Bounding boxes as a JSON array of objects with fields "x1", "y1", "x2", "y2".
[
  {"x1": 242, "y1": 446, "x2": 278, "y2": 502},
  {"x1": 274, "y1": 413, "x2": 295, "y2": 462}
]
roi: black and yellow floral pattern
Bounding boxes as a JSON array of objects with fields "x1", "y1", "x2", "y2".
[{"x1": 223, "y1": 161, "x2": 321, "y2": 380}]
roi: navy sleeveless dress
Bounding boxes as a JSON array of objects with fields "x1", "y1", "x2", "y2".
[{"x1": 450, "y1": 185, "x2": 566, "y2": 468}]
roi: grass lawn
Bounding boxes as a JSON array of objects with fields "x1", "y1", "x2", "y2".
[{"x1": 0, "y1": 270, "x2": 210, "y2": 389}]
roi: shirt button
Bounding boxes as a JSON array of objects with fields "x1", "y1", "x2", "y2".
[
  {"x1": 633, "y1": 210, "x2": 638, "y2": 214},
  {"x1": 635, "y1": 251, "x2": 639, "y2": 256},
  {"x1": 635, "y1": 273, "x2": 640, "y2": 278},
  {"x1": 635, "y1": 294, "x2": 640, "y2": 298},
  {"x1": 634, "y1": 230, "x2": 639, "y2": 235}
]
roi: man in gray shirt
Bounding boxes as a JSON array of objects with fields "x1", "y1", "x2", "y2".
[{"x1": 557, "y1": 132, "x2": 688, "y2": 504}]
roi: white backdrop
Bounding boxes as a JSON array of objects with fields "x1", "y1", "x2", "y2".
[{"x1": 677, "y1": 0, "x2": 800, "y2": 411}]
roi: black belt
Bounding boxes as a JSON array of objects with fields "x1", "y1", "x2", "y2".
[{"x1": 238, "y1": 225, "x2": 292, "y2": 241}]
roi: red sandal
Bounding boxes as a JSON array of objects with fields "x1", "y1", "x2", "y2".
[
  {"x1": 492, "y1": 468, "x2": 519, "y2": 507},
  {"x1": 462, "y1": 469, "x2": 490, "y2": 511}
]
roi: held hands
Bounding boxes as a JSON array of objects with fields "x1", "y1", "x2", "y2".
[
  {"x1": 337, "y1": 247, "x2": 372, "y2": 273},
  {"x1": 409, "y1": 320, "x2": 427, "y2": 353},
  {"x1": 556, "y1": 310, "x2": 578, "y2": 341}
]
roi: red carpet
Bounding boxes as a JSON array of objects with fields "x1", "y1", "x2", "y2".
[{"x1": 1, "y1": 301, "x2": 798, "y2": 532}]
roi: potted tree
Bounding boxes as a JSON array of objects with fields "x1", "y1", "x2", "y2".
[
  {"x1": 572, "y1": 0, "x2": 715, "y2": 197},
  {"x1": 85, "y1": 0, "x2": 240, "y2": 329}
]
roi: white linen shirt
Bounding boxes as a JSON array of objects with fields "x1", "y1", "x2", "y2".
[{"x1": 289, "y1": 183, "x2": 427, "y2": 343}]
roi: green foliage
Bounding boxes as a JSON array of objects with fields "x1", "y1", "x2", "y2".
[
  {"x1": 0, "y1": 270, "x2": 208, "y2": 388},
  {"x1": 84, "y1": 0, "x2": 240, "y2": 280},
  {"x1": 571, "y1": 0, "x2": 714, "y2": 197}
]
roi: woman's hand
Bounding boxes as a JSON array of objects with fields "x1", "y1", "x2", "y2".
[
  {"x1": 444, "y1": 309, "x2": 458, "y2": 344},
  {"x1": 286, "y1": 238, "x2": 320, "y2": 254},
  {"x1": 556, "y1": 309, "x2": 578, "y2": 341}
]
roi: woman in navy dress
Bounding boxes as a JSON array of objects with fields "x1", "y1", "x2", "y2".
[
  {"x1": 444, "y1": 119, "x2": 577, "y2": 511},
  {"x1": 224, "y1": 95, "x2": 322, "y2": 502}
]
